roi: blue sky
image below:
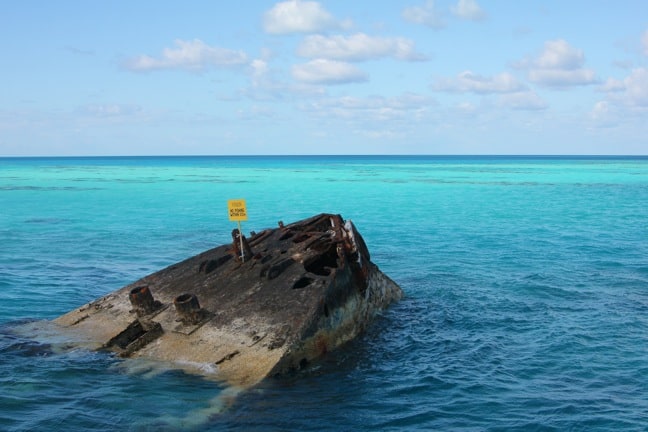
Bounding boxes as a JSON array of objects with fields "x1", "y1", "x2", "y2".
[{"x1": 1, "y1": 0, "x2": 647, "y2": 156}]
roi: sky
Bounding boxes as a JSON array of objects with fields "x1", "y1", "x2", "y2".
[{"x1": 1, "y1": 0, "x2": 647, "y2": 156}]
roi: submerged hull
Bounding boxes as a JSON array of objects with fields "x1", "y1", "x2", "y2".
[{"x1": 54, "y1": 214, "x2": 402, "y2": 387}]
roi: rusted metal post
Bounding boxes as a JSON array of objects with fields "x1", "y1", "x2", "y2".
[
  {"x1": 237, "y1": 221, "x2": 244, "y2": 261},
  {"x1": 232, "y1": 228, "x2": 253, "y2": 262},
  {"x1": 129, "y1": 285, "x2": 156, "y2": 316},
  {"x1": 174, "y1": 293, "x2": 203, "y2": 325}
]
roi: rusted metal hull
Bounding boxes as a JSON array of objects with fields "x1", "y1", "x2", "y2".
[{"x1": 54, "y1": 214, "x2": 403, "y2": 387}]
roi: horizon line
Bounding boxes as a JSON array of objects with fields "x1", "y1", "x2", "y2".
[{"x1": 2, "y1": 154, "x2": 648, "y2": 159}]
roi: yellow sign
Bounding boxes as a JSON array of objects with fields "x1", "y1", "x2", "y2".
[{"x1": 228, "y1": 199, "x2": 248, "y2": 221}]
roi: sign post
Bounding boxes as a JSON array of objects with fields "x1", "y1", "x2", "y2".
[{"x1": 227, "y1": 199, "x2": 248, "y2": 261}]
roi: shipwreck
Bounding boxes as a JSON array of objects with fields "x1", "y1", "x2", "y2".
[{"x1": 54, "y1": 213, "x2": 403, "y2": 387}]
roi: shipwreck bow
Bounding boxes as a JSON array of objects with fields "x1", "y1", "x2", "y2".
[{"x1": 54, "y1": 213, "x2": 403, "y2": 386}]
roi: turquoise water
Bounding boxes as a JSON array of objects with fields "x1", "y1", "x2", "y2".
[{"x1": 1, "y1": 156, "x2": 647, "y2": 431}]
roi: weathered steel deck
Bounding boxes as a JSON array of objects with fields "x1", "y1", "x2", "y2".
[{"x1": 54, "y1": 214, "x2": 403, "y2": 387}]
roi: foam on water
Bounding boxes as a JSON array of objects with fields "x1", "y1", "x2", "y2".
[{"x1": 1, "y1": 156, "x2": 647, "y2": 431}]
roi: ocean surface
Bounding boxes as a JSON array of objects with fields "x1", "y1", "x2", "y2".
[{"x1": 1, "y1": 155, "x2": 647, "y2": 431}]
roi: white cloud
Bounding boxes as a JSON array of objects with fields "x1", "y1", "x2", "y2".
[
  {"x1": 263, "y1": 0, "x2": 351, "y2": 35},
  {"x1": 433, "y1": 71, "x2": 526, "y2": 94},
  {"x1": 82, "y1": 104, "x2": 142, "y2": 117},
  {"x1": 589, "y1": 101, "x2": 619, "y2": 128},
  {"x1": 237, "y1": 105, "x2": 277, "y2": 121},
  {"x1": 239, "y1": 57, "x2": 331, "y2": 100},
  {"x1": 404, "y1": 0, "x2": 485, "y2": 28},
  {"x1": 246, "y1": 59, "x2": 291, "y2": 98},
  {"x1": 296, "y1": 33, "x2": 426, "y2": 61},
  {"x1": 292, "y1": 59, "x2": 367, "y2": 84},
  {"x1": 392, "y1": 92, "x2": 435, "y2": 109},
  {"x1": 527, "y1": 69, "x2": 596, "y2": 87},
  {"x1": 498, "y1": 91, "x2": 547, "y2": 111},
  {"x1": 514, "y1": 40, "x2": 597, "y2": 88},
  {"x1": 451, "y1": 0, "x2": 486, "y2": 21},
  {"x1": 595, "y1": 31, "x2": 648, "y2": 110},
  {"x1": 123, "y1": 39, "x2": 248, "y2": 72},
  {"x1": 360, "y1": 129, "x2": 404, "y2": 140},
  {"x1": 302, "y1": 93, "x2": 434, "y2": 121},
  {"x1": 250, "y1": 59, "x2": 269, "y2": 86},
  {"x1": 531, "y1": 40, "x2": 584, "y2": 69},
  {"x1": 623, "y1": 68, "x2": 648, "y2": 107},
  {"x1": 598, "y1": 68, "x2": 648, "y2": 108},
  {"x1": 599, "y1": 77, "x2": 625, "y2": 92},
  {"x1": 402, "y1": 0, "x2": 445, "y2": 30},
  {"x1": 338, "y1": 93, "x2": 433, "y2": 111},
  {"x1": 590, "y1": 101, "x2": 610, "y2": 121},
  {"x1": 457, "y1": 101, "x2": 477, "y2": 114}
]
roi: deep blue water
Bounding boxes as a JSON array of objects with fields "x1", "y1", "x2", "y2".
[{"x1": 1, "y1": 155, "x2": 647, "y2": 431}]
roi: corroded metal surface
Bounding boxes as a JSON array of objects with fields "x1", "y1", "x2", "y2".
[{"x1": 54, "y1": 213, "x2": 403, "y2": 387}]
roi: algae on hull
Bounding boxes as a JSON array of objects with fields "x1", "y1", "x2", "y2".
[{"x1": 54, "y1": 214, "x2": 403, "y2": 387}]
